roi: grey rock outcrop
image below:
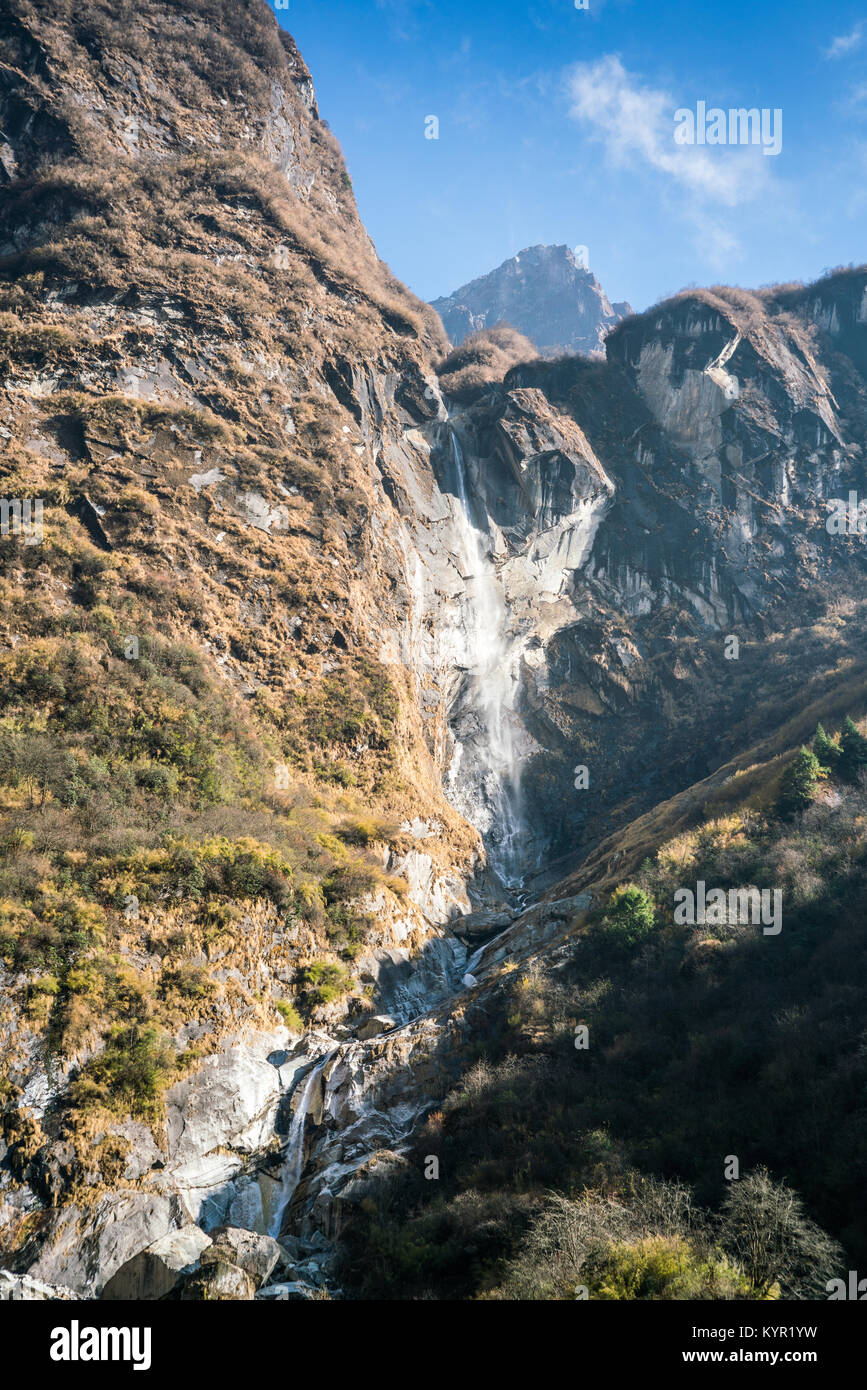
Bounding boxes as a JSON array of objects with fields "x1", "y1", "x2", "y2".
[
  {"x1": 202, "y1": 1226, "x2": 282, "y2": 1288},
  {"x1": 355, "y1": 1015, "x2": 398, "y2": 1041},
  {"x1": 0, "y1": 1270, "x2": 78, "y2": 1300},
  {"x1": 180, "y1": 1259, "x2": 256, "y2": 1301},
  {"x1": 26, "y1": 1193, "x2": 178, "y2": 1297},
  {"x1": 101, "y1": 1224, "x2": 212, "y2": 1301},
  {"x1": 450, "y1": 908, "x2": 514, "y2": 940},
  {"x1": 159, "y1": 1028, "x2": 294, "y2": 1228}
]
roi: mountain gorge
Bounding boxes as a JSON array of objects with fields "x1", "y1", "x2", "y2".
[{"x1": 1, "y1": 0, "x2": 867, "y2": 1302}]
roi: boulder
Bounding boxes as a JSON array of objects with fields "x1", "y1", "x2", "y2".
[
  {"x1": 203, "y1": 1226, "x2": 281, "y2": 1288},
  {"x1": 101, "y1": 1224, "x2": 212, "y2": 1301},
  {"x1": 180, "y1": 1258, "x2": 256, "y2": 1301},
  {"x1": 27, "y1": 1192, "x2": 177, "y2": 1296},
  {"x1": 356, "y1": 1014, "x2": 398, "y2": 1041},
  {"x1": 256, "y1": 1281, "x2": 318, "y2": 1301},
  {"x1": 450, "y1": 908, "x2": 513, "y2": 940}
]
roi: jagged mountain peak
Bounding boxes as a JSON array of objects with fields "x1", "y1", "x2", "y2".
[{"x1": 431, "y1": 242, "x2": 632, "y2": 358}]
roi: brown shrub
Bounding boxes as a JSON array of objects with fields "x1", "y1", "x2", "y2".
[{"x1": 436, "y1": 323, "x2": 538, "y2": 401}]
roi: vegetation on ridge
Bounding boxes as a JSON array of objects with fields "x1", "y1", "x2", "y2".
[{"x1": 340, "y1": 717, "x2": 867, "y2": 1298}]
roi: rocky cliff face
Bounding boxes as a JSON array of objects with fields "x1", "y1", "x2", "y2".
[
  {"x1": 431, "y1": 244, "x2": 631, "y2": 357},
  {"x1": 416, "y1": 271, "x2": 867, "y2": 891},
  {"x1": 1, "y1": 0, "x2": 867, "y2": 1301}
]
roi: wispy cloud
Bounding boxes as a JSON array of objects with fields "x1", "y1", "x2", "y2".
[
  {"x1": 565, "y1": 55, "x2": 770, "y2": 207},
  {"x1": 847, "y1": 81, "x2": 867, "y2": 110},
  {"x1": 373, "y1": 0, "x2": 435, "y2": 43},
  {"x1": 824, "y1": 22, "x2": 865, "y2": 60}
]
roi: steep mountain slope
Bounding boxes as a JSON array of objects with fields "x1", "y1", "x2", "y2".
[
  {"x1": 1, "y1": 0, "x2": 867, "y2": 1301},
  {"x1": 0, "y1": 0, "x2": 487, "y2": 1292},
  {"x1": 431, "y1": 244, "x2": 632, "y2": 357}
]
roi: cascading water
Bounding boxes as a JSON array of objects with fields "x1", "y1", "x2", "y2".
[
  {"x1": 445, "y1": 427, "x2": 526, "y2": 889},
  {"x1": 268, "y1": 1050, "x2": 334, "y2": 1239}
]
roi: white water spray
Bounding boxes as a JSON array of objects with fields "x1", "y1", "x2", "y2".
[
  {"x1": 268, "y1": 1051, "x2": 334, "y2": 1238},
  {"x1": 446, "y1": 428, "x2": 526, "y2": 887}
]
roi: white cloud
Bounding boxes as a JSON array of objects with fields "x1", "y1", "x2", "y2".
[
  {"x1": 373, "y1": 0, "x2": 434, "y2": 42},
  {"x1": 685, "y1": 208, "x2": 742, "y2": 270},
  {"x1": 566, "y1": 55, "x2": 769, "y2": 208},
  {"x1": 848, "y1": 81, "x2": 867, "y2": 109},
  {"x1": 824, "y1": 22, "x2": 865, "y2": 60}
]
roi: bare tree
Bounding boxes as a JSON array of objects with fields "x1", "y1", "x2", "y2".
[{"x1": 719, "y1": 1167, "x2": 843, "y2": 1298}]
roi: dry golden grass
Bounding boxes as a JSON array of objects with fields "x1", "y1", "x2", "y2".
[{"x1": 437, "y1": 324, "x2": 538, "y2": 399}]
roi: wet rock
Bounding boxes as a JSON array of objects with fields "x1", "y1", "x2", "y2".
[
  {"x1": 160, "y1": 1028, "x2": 291, "y2": 1224},
  {"x1": 224, "y1": 1172, "x2": 282, "y2": 1234}
]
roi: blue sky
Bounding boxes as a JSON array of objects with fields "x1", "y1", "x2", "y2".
[{"x1": 271, "y1": 1, "x2": 867, "y2": 312}]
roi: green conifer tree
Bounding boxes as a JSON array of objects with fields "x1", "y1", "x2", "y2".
[
  {"x1": 839, "y1": 716, "x2": 867, "y2": 784},
  {"x1": 812, "y1": 722, "x2": 841, "y2": 772},
  {"x1": 776, "y1": 746, "x2": 820, "y2": 819}
]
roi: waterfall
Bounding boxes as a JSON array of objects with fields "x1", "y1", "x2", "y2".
[
  {"x1": 446, "y1": 428, "x2": 526, "y2": 888},
  {"x1": 268, "y1": 1051, "x2": 334, "y2": 1239}
]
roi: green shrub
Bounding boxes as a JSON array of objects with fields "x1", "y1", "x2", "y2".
[
  {"x1": 598, "y1": 884, "x2": 656, "y2": 951},
  {"x1": 172, "y1": 847, "x2": 207, "y2": 899},
  {"x1": 28, "y1": 974, "x2": 60, "y2": 999},
  {"x1": 275, "y1": 999, "x2": 304, "y2": 1031},
  {"x1": 135, "y1": 761, "x2": 181, "y2": 798},
  {"x1": 589, "y1": 1234, "x2": 752, "y2": 1301},
  {"x1": 301, "y1": 960, "x2": 351, "y2": 1007},
  {"x1": 71, "y1": 1024, "x2": 177, "y2": 1118},
  {"x1": 223, "y1": 851, "x2": 291, "y2": 908}
]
